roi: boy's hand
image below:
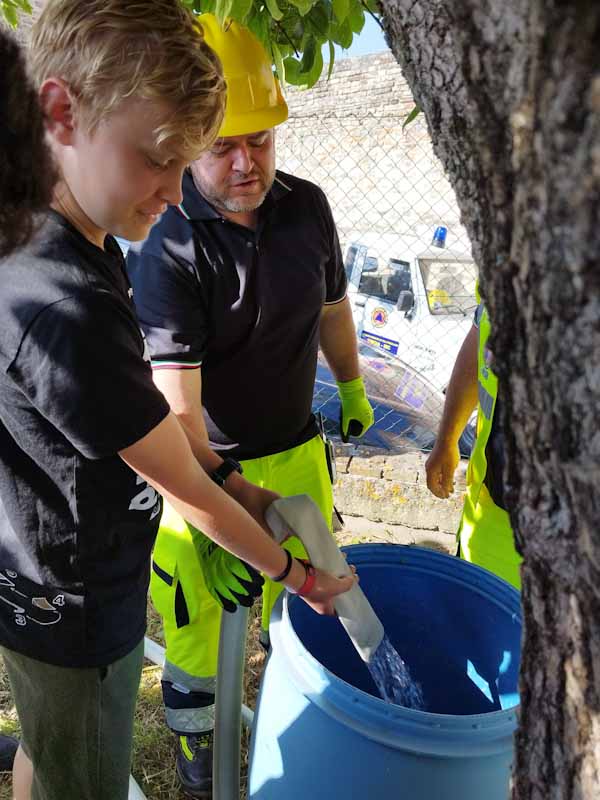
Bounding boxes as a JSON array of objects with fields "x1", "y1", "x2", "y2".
[{"x1": 284, "y1": 558, "x2": 357, "y2": 615}]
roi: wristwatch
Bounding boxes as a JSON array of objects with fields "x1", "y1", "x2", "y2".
[{"x1": 210, "y1": 457, "x2": 243, "y2": 488}]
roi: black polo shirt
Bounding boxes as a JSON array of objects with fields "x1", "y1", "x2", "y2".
[{"x1": 127, "y1": 169, "x2": 346, "y2": 460}]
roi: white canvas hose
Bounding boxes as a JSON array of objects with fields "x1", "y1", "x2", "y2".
[{"x1": 265, "y1": 494, "x2": 384, "y2": 663}]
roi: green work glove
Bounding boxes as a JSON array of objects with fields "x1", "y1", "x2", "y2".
[
  {"x1": 193, "y1": 531, "x2": 264, "y2": 613},
  {"x1": 337, "y1": 376, "x2": 375, "y2": 443}
]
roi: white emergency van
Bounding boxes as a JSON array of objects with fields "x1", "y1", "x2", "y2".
[{"x1": 344, "y1": 232, "x2": 478, "y2": 392}]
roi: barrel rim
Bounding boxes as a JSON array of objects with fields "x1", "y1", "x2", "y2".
[{"x1": 271, "y1": 543, "x2": 520, "y2": 758}]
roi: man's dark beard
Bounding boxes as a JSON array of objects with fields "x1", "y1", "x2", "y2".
[{"x1": 192, "y1": 169, "x2": 275, "y2": 215}]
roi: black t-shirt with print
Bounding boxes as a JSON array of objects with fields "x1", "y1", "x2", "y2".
[
  {"x1": 0, "y1": 212, "x2": 170, "y2": 667},
  {"x1": 127, "y1": 170, "x2": 347, "y2": 461}
]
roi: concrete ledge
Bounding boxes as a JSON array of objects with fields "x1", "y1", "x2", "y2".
[
  {"x1": 335, "y1": 516, "x2": 456, "y2": 554},
  {"x1": 333, "y1": 447, "x2": 467, "y2": 535}
]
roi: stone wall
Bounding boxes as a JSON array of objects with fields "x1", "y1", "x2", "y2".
[
  {"x1": 276, "y1": 52, "x2": 470, "y2": 258},
  {"x1": 333, "y1": 445, "x2": 466, "y2": 535},
  {"x1": 285, "y1": 52, "x2": 415, "y2": 118}
]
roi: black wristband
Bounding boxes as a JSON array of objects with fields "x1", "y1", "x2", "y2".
[
  {"x1": 271, "y1": 549, "x2": 293, "y2": 583},
  {"x1": 210, "y1": 457, "x2": 242, "y2": 488}
]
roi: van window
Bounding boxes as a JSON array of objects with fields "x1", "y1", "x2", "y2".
[
  {"x1": 358, "y1": 258, "x2": 412, "y2": 304},
  {"x1": 344, "y1": 244, "x2": 358, "y2": 282},
  {"x1": 418, "y1": 258, "x2": 477, "y2": 315}
]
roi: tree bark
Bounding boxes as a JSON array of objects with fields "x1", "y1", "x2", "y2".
[{"x1": 379, "y1": 1, "x2": 600, "y2": 797}]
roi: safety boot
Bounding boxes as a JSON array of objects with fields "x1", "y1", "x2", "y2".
[
  {"x1": 0, "y1": 734, "x2": 17, "y2": 771},
  {"x1": 176, "y1": 731, "x2": 213, "y2": 798}
]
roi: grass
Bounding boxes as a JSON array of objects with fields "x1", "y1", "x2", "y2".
[
  {"x1": 132, "y1": 600, "x2": 267, "y2": 800},
  {"x1": 0, "y1": 599, "x2": 267, "y2": 800}
]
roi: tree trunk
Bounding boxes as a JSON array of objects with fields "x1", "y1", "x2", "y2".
[{"x1": 378, "y1": 1, "x2": 600, "y2": 797}]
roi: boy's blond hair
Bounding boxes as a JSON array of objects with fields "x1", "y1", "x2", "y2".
[{"x1": 29, "y1": 0, "x2": 225, "y2": 159}]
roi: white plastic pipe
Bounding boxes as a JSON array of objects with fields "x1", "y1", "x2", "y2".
[
  {"x1": 143, "y1": 636, "x2": 166, "y2": 667},
  {"x1": 128, "y1": 775, "x2": 147, "y2": 800},
  {"x1": 265, "y1": 494, "x2": 384, "y2": 663}
]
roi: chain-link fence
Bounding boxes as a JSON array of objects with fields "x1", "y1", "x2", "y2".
[{"x1": 277, "y1": 112, "x2": 477, "y2": 455}]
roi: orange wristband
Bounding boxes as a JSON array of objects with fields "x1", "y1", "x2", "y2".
[{"x1": 295, "y1": 560, "x2": 316, "y2": 597}]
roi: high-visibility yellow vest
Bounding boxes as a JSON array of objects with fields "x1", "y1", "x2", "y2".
[{"x1": 458, "y1": 305, "x2": 522, "y2": 589}]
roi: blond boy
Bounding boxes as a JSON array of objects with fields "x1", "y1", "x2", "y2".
[{"x1": 0, "y1": 3, "x2": 353, "y2": 798}]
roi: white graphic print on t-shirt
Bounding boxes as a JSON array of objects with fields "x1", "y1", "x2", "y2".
[
  {"x1": 0, "y1": 570, "x2": 63, "y2": 628},
  {"x1": 129, "y1": 474, "x2": 161, "y2": 521}
]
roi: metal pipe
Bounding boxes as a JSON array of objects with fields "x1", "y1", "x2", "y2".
[
  {"x1": 213, "y1": 605, "x2": 249, "y2": 800},
  {"x1": 143, "y1": 636, "x2": 166, "y2": 667}
]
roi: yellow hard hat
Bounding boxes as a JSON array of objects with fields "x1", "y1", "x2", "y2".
[{"x1": 198, "y1": 14, "x2": 288, "y2": 138}]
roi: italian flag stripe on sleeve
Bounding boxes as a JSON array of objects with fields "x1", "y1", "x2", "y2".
[{"x1": 151, "y1": 360, "x2": 202, "y2": 370}]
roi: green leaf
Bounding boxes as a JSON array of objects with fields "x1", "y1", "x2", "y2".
[
  {"x1": 305, "y1": 2, "x2": 330, "y2": 38},
  {"x1": 275, "y1": 41, "x2": 294, "y2": 59},
  {"x1": 287, "y1": 0, "x2": 316, "y2": 18},
  {"x1": 402, "y1": 104, "x2": 422, "y2": 130},
  {"x1": 264, "y1": 0, "x2": 284, "y2": 22},
  {"x1": 214, "y1": 0, "x2": 234, "y2": 24},
  {"x1": 291, "y1": 18, "x2": 305, "y2": 40},
  {"x1": 14, "y1": 0, "x2": 32, "y2": 12},
  {"x1": 327, "y1": 39, "x2": 335, "y2": 80},
  {"x1": 272, "y1": 40, "x2": 286, "y2": 83},
  {"x1": 2, "y1": 4, "x2": 18, "y2": 27},
  {"x1": 229, "y1": 0, "x2": 253, "y2": 23},
  {"x1": 330, "y1": 17, "x2": 352, "y2": 48},
  {"x1": 283, "y1": 56, "x2": 302, "y2": 84},
  {"x1": 285, "y1": 41, "x2": 323, "y2": 88},
  {"x1": 332, "y1": 0, "x2": 349, "y2": 22},
  {"x1": 300, "y1": 34, "x2": 316, "y2": 74},
  {"x1": 347, "y1": 0, "x2": 365, "y2": 34},
  {"x1": 246, "y1": 8, "x2": 270, "y2": 49},
  {"x1": 195, "y1": 0, "x2": 217, "y2": 14},
  {"x1": 303, "y1": 44, "x2": 323, "y2": 88}
]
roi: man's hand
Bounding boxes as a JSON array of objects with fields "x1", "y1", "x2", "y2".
[
  {"x1": 337, "y1": 377, "x2": 375, "y2": 442},
  {"x1": 193, "y1": 532, "x2": 264, "y2": 613},
  {"x1": 425, "y1": 440, "x2": 460, "y2": 499}
]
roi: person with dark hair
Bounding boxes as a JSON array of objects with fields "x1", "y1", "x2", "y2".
[
  {"x1": 0, "y1": 24, "x2": 56, "y2": 776},
  {"x1": 0, "y1": 28, "x2": 56, "y2": 259}
]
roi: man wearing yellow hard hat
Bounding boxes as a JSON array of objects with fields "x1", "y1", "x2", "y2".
[{"x1": 127, "y1": 14, "x2": 374, "y2": 797}]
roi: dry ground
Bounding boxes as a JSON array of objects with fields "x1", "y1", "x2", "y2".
[{"x1": 0, "y1": 600, "x2": 266, "y2": 800}]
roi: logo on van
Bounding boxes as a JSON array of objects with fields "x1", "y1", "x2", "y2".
[{"x1": 371, "y1": 307, "x2": 388, "y2": 327}]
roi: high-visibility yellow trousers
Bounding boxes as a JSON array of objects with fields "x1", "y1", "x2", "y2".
[{"x1": 458, "y1": 482, "x2": 522, "y2": 590}]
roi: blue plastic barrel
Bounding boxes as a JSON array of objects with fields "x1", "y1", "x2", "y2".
[{"x1": 248, "y1": 544, "x2": 521, "y2": 800}]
